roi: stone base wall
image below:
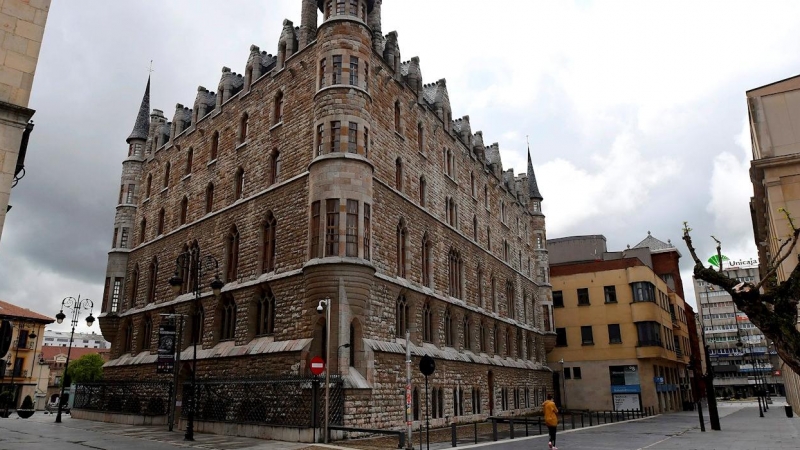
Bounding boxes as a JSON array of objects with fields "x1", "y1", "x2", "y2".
[{"x1": 71, "y1": 409, "x2": 167, "y2": 426}]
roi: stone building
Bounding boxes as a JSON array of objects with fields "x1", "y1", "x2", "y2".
[
  {"x1": 98, "y1": 0, "x2": 555, "y2": 431},
  {"x1": 547, "y1": 234, "x2": 692, "y2": 413},
  {"x1": 0, "y1": 0, "x2": 51, "y2": 246},
  {"x1": 748, "y1": 73, "x2": 800, "y2": 412}
]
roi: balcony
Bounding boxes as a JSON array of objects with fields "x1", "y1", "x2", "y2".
[
  {"x1": 4, "y1": 369, "x2": 29, "y2": 378},
  {"x1": 630, "y1": 301, "x2": 662, "y2": 323},
  {"x1": 12, "y1": 339, "x2": 35, "y2": 351}
]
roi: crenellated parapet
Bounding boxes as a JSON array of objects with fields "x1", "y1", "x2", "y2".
[
  {"x1": 170, "y1": 103, "x2": 192, "y2": 141},
  {"x1": 192, "y1": 86, "x2": 217, "y2": 125},
  {"x1": 484, "y1": 142, "x2": 503, "y2": 177},
  {"x1": 277, "y1": 19, "x2": 299, "y2": 70},
  {"x1": 452, "y1": 115, "x2": 472, "y2": 148},
  {"x1": 244, "y1": 45, "x2": 277, "y2": 91},
  {"x1": 382, "y1": 31, "x2": 400, "y2": 77},
  {"x1": 216, "y1": 67, "x2": 244, "y2": 108}
]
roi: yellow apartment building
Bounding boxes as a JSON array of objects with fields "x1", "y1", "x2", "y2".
[
  {"x1": 748, "y1": 73, "x2": 800, "y2": 412},
  {"x1": 547, "y1": 235, "x2": 692, "y2": 413},
  {"x1": 0, "y1": 299, "x2": 54, "y2": 409}
]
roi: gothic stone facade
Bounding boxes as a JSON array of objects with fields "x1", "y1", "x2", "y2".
[{"x1": 99, "y1": 0, "x2": 555, "y2": 430}]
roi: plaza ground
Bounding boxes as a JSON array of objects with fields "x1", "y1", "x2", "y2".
[{"x1": 0, "y1": 399, "x2": 797, "y2": 449}]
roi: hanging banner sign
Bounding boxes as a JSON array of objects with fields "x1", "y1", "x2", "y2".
[{"x1": 157, "y1": 322, "x2": 176, "y2": 374}]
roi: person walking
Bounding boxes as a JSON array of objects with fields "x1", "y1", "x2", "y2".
[{"x1": 543, "y1": 393, "x2": 559, "y2": 449}]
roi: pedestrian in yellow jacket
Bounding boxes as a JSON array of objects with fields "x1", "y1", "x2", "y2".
[{"x1": 543, "y1": 394, "x2": 559, "y2": 449}]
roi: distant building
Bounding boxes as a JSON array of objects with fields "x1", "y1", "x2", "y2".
[
  {"x1": 547, "y1": 234, "x2": 693, "y2": 413},
  {"x1": 747, "y1": 74, "x2": 800, "y2": 412},
  {"x1": 41, "y1": 346, "x2": 110, "y2": 407},
  {"x1": 0, "y1": 0, "x2": 51, "y2": 246},
  {"x1": 42, "y1": 330, "x2": 110, "y2": 349},
  {"x1": 694, "y1": 267, "x2": 784, "y2": 399},
  {"x1": 0, "y1": 299, "x2": 54, "y2": 409}
]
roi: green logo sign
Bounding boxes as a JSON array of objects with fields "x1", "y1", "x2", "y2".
[{"x1": 707, "y1": 254, "x2": 729, "y2": 267}]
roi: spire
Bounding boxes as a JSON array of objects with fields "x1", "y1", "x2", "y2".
[
  {"x1": 527, "y1": 145, "x2": 543, "y2": 200},
  {"x1": 126, "y1": 76, "x2": 150, "y2": 143}
]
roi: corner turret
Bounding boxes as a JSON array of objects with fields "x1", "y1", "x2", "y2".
[{"x1": 126, "y1": 77, "x2": 150, "y2": 145}]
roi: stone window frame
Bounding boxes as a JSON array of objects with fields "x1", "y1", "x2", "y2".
[
  {"x1": 141, "y1": 314, "x2": 153, "y2": 351},
  {"x1": 224, "y1": 225, "x2": 240, "y2": 282},
  {"x1": 234, "y1": 167, "x2": 245, "y2": 201},
  {"x1": 396, "y1": 294, "x2": 409, "y2": 338},
  {"x1": 185, "y1": 147, "x2": 194, "y2": 175},
  {"x1": 448, "y1": 248, "x2": 463, "y2": 299},
  {"x1": 205, "y1": 182, "x2": 214, "y2": 214},
  {"x1": 146, "y1": 173, "x2": 152, "y2": 198},
  {"x1": 157, "y1": 208, "x2": 165, "y2": 235},
  {"x1": 395, "y1": 157, "x2": 403, "y2": 191},
  {"x1": 129, "y1": 264, "x2": 140, "y2": 308},
  {"x1": 163, "y1": 161, "x2": 171, "y2": 188},
  {"x1": 255, "y1": 286, "x2": 276, "y2": 336},
  {"x1": 396, "y1": 218, "x2": 408, "y2": 277},
  {"x1": 421, "y1": 300, "x2": 433, "y2": 343},
  {"x1": 506, "y1": 280, "x2": 515, "y2": 320},
  {"x1": 261, "y1": 211, "x2": 277, "y2": 273},
  {"x1": 273, "y1": 91, "x2": 284, "y2": 125},
  {"x1": 210, "y1": 131, "x2": 219, "y2": 161},
  {"x1": 419, "y1": 176, "x2": 427, "y2": 207},
  {"x1": 421, "y1": 232, "x2": 432, "y2": 288},
  {"x1": 179, "y1": 196, "x2": 189, "y2": 225},
  {"x1": 218, "y1": 294, "x2": 238, "y2": 342},
  {"x1": 444, "y1": 307, "x2": 454, "y2": 347},
  {"x1": 146, "y1": 257, "x2": 158, "y2": 305},
  {"x1": 270, "y1": 149, "x2": 281, "y2": 185}
]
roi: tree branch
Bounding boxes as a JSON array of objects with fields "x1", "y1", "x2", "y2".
[{"x1": 754, "y1": 224, "x2": 800, "y2": 292}]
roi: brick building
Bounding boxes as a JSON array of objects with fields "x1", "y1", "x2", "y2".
[{"x1": 99, "y1": 0, "x2": 555, "y2": 431}]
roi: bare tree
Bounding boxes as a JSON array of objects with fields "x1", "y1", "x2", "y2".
[{"x1": 682, "y1": 214, "x2": 800, "y2": 376}]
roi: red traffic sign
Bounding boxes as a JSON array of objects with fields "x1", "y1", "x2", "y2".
[{"x1": 310, "y1": 356, "x2": 325, "y2": 375}]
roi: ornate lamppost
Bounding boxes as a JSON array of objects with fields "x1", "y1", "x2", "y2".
[
  {"x1": 54, "y1": 295, "x2": 94, "y2": 423},
  {"x1": 168, "y1": 250, "x2": 223, "y2": 441}
]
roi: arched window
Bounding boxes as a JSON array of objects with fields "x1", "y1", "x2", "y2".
[
  {"x1": 189, "y1": 241, "x2": 199, "y2": 293},
  {"x1": 470, "y1": 172, "x2": 475, "y2": 197},
  {"x1": 219, "y1": 295, "x2": 237, "y2": 341},
  {"x1": 210, "y1": 131, "x2": 219, "y2": 161},
  {"x1": 431, "y1": 387, "x2": 439, "y2": 419},
  {"x1": 239, "y1": 112, "x2": 249, "y2": 144},
  {"x1": 234, "y1": 167, "x2": 244, "y2": 200},
  {"x1": 444, "y1": 307, "x2": 453, "y2": 346},
  {"x1": 421, "y1": 233, "x2": 431, "y2": 287},
  {"x1": 463, "y1": 315, "x2": 471, "y2": 350},
  {"x1": 445, "y1": 149, "x2": 453, "y2": 177},
  {"x1": 185, "y1": 148, "x2": 193, "y2": 175},
  {"x1": 473, "y1": 216, "x2": 478, "y2": 241},
  {"x1": 269, "y1": 149, "x2": 281, "y2": 185},
  {"x1": 396, "y1": 295, "x2": 409, "y2": 337},
  {"x1": 506, "y1": 281, "x2": 515, "y2": 320},
  {"x1": 263, "y1": 212, "x2": 277, "y2": 273},
  {"x1": 493, "y1": 326, "x2": 500, "y2": 354},
  {"x1": 479, "y1": 321, "x2": 486, "y2": 352},
  {"x1": 163, "y1": 162, "x2": 170, "y2": 188},
  {"x1": 413, "y1": 388, "x2": 420, "y2": 420},
  {"x1": 139, "y1": 218, "x2": 146, "y2": 245},
  {"x1": 180, "y1": 244, "x2": 190, "y2": 294},
  {"x1": 274, "y1": 92, "x2": 284, "y2": 124},
  {"x1": 123, "y1": 321, "x2": 133, "y2": 353},
  {"x1": 487, "y1": 226, "x2": 492, "y2": 251},
  {"x1": 477, "y1": 267, "x2": 484, "y2": 308},
  {"x1": 130, "y1": 264, "x2": 140, "y2": 308},
  {"x1": 446, "y1": 197, "x2": 457, "y2": 227},
  {"x1": 422, "y1": 301, "x2": 432, "y2": 343},
  {"x1": 448, "y1": 248, "x2": 463, "y2": 299},
  {"x1": 256, "y1": 287, "x2": 275, "y2": 335},
  {"x1": 225, "y1": 225, "x2": 240, "y2": 282},
  {"x1": 419, "y1": 176, "x2": 426, "y2": 207},
  {"x1": 395, "y1": 158, "x2": 403, "y2": 191},
  {"x1": 417, "y1": 123, "x2": 424, "y2": 153},
  {"x1": 179, "y1": 196, "x2": 188, "y2": 225},
  {"x1": 396, "y1": 219, "x2": 407, "y2": 277},
  {"x1": 491, "y1": 276, "x2": 497, "y2": 311},
  {"x1": 142, "y1": 315, "x2": 152, "y2": 350},
  {"x1": 157, "y1": 208, "x2": 165, "y2": 235},
  {"x1": 484, "y1": 185, "x2": 488, "y2": 208},
  {"x1": 517, "y1": 330, "x2": 523, "y2": 359},
  {"x1": 205, "y1": 182, "x2": 214, "y2": 214},
  {"x1": 523, "y1": 292, "x2": 528, "y2": 325},
  {"x1": 191, "y1": 301, "x2": 204, "y2": 345},
  {"x1": 504, "y1": 329, "x2": 510, "y2": 356},
  {"x1": 147, "y1": 257, "x2": 158, "y2": 304},
  {"x1": 146, "y1": 173, "x2": 152, "y2": 198},
  {"x1": 394, "y1": 101, "x2": 401, "y2": 134}
]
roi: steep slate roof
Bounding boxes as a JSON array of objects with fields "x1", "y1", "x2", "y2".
[
  {"x1": 0, "y1": 299, "x2": 55, "y2": 323},
  {"x1": 527, "y1": 147, "x2": 543, "y2": 200},
  {"x1": 126, "y1": 76, "x2": 151, "y2": 143},
  {"x1": 632, "y1": 231, "x2": 680, "y2": 255}
]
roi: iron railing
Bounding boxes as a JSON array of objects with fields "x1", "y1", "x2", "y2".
[
  {"x1": 181, "y1": 375, "x2": 344, "y2": 428},
  {"x1": 73, "y1": 381, "x2": 172, "y2": 415}
]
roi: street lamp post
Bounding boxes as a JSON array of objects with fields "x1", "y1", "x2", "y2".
[
  {"x1": 168, "y1": 250, "x2": 223, "y2": 442},
  {"x1": 5, "y1": 319, "x2": 36, "y2": 415},
  {"x1": 700, "y1": 288, "x2": 721, "y2": 430},
  {"x1": 558, "y1": 358, "x2": 566, "y2": 410},
  {"x1": 54, "y1": 295, "x2": 95, "y2": 423},
  {"x1": 316, "y1": 298, "x2": 332, "y2": 444}
]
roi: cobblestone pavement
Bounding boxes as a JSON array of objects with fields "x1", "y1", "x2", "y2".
[{"x1": 1, "y1": 400, "x2": 796, "y2": 450}]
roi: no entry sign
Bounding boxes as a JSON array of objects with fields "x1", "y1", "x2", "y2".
[{"x1": 310, "y1": 356, "x2": 325, "y2": 375}]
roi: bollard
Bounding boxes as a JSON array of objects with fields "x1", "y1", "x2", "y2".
[
  {"x1": 474, "y1": 422, "x2": 478, "y2": 444},
  {"x1": 509, "y1": 419, "x2": 515, "y2": 439},
  {"x1": 561, "y1": 416, "x2": 566, "y2": 431},
  {"x1": 581, "y1": 412, "x2": 585, "y2": 428},
  {"x1": 697, "y1": 401, "x2": 706, "y2": 432},
  {"x1": 538, "y1": 417, "x2": 542, "y2": 435},
  {"x1": 589, "y1": 411, "x2": 593, "y2": 426},
  {"x1": 492, "y1": 419, "x2": 498, "y2": 441},
  {"x1": 451, "y1": 422, "x2": 457, "y2": 447},
  {"x1": 610, "y1": 410, "x2": 614, "y2": 423},
  {"x1": 525, "y1": 419, "x2": 529, "y2": 436}
]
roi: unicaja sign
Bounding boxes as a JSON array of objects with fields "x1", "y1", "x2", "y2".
[{"x1": 708, "y1": 255, "x2": 758, "y2": 269}]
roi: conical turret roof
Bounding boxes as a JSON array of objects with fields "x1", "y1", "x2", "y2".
[
  {"x1": 126, "y1": 76, "x2": 150, "y2": 143},
  {"x1": 527, "y1": 147, "x2": 543, "y2": 200}
]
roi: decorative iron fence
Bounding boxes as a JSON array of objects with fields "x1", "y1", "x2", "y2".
[
  {"x1": 181, "y1": 375, "x2": 344, "y2": 428},
  {"x1": 73, "y1": 381, "x2": 172, "y2": 415}
]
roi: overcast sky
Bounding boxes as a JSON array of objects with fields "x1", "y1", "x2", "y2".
[{"x1": 2, "y1": 0, "x2": 799, "y2": 334}]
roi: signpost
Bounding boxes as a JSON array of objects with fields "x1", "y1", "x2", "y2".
[
  {"x1": 310, "y1": 356, "x2": 325, "y2": 376},
  {"x1": 419, "y1": 355, "x2": 435, "y2": 450},
  {"x1": 157, "y1": 321, "x2": 177, "y2": 374}
]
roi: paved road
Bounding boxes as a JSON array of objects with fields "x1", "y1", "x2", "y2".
[
  {"x1": 442, "y1": 400, "x2": 799, "y2": 450},
  {"x1": 0, "y1": 411, "x2": 309, "y2": 450}
]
